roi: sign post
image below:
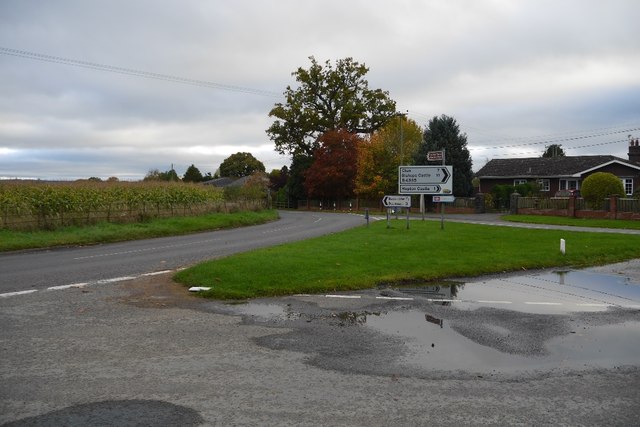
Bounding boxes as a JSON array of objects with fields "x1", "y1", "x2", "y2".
[
  {"x1": 399, "y1": 160, "x2": 453, "y2": 230},
  {"x1": 398, "y1": 166, "x2": 452, "y2": 194},
  {"x1": 382, "y1": 195, "x2": 411, "y2": 229}
]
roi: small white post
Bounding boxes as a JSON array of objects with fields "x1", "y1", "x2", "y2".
[{"x1": 560, "y1": 238, "x2": 566, "y2": 255}]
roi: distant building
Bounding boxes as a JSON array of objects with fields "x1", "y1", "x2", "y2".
[{"x1": 475, "y1": 140, "x2": 640, "y2": 196}]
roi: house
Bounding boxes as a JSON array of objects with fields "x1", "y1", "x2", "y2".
[
  {"x1": 475, "y1": 140, "x2": 640, "y2": 197},
  {"x1": 202, "y1": 176, "x2": 252, "y2": 188}
]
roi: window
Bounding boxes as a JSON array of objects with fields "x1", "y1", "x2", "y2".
[
  {"x1": 560, "y1": 179, "x2": 579, "y2": 191},
  {"x1": 514, "y1": 179, "x2": 527, "y2": 185},
  {"x1": 537, "y1": 179, "x2": 550, "y2": 192},
  {"x1": 622, "y1": 178, "x2": 633, "y2": 196}
]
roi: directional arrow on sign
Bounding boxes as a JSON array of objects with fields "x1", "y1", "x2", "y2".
[
  {"x1": 439, "y1": 167, "x2": 450, "y2": 183},
  {"x1": 382, "y1": 195, "x2": 411, "y2": 207}
]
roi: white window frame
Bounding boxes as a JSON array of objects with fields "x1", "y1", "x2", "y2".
[
  {"x1": 537, "y1": 179, "x2": 550, "y2": 192},
  {"x1": 560, "y1": 179, "x2": 580, "y2": 191},
  {"x1": 514, "y1": 179, "x2": 527, "y2": 186},
  {"x1": 621, "y1": 178, "x2": 633, "y2": 196}
]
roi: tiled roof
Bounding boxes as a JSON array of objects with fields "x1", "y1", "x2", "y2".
[
  {"x1": 475, "y1": 155, "x2": 635, "y2": 178},
  {"x1": 202, "y1": 176, "x2": 251, "y2": 187}
]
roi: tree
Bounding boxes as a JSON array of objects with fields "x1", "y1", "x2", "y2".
[
  {"x1": 267, "y1": 57, "x2": 397, "y2": 157},
  {"x1": 415, "y1": 115, "x2": 474, "y2": 197},
  {"x1": 219, "y1": 152, "x2": 265, "y2": 177},
  {"x1": 286, "y1": 154, "x2": 314, "y2": 202},
  {"x1": 581, "y1": 172, "x2": 625, "y2": 208},
  {"x1": 355, "y1": 116, "x2": 422, "y2": 199},
  {"x1": 304, "y1": 129, "x2": 361, "y2": 199},
  {"x1": 269, "y1": 166, "x2": 289, "y2": 192},
  {"x1": 542, "y1": 144, "x2": 566, "y2": 158},
  {"x1": 183, "y1": 164, "x2": 204, "y2": 182},
  {"x1": 143, "y1": 168, "x2": 180, "y2": 182}
]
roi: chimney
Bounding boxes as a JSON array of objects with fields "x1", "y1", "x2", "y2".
[{"x1": 629, "y1": 138, "x2": 640, "y2": 164}]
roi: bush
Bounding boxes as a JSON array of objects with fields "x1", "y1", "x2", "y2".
[{"x1": 581, "y1": 172, "x2": 625, "y2": 209}]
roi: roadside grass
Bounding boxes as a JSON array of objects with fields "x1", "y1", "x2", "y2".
[
  {"x1": 0, "y1": 210, "x2": 279, "y2": 252},
  {"x1": 174, "y1": 219, "x2": 640, "y2": 299},
  {"x1": 502, "y1": 214, "x2": 640, "y2": 230}
]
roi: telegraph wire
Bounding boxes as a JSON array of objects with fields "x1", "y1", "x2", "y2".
[
  {"x1": 486, "y1": 139, "x2": 628, "y2": 158},
  {"x1": 467, "y1": 127, "x2": 640, "y2": 150},
  {"x1": 0, "y1": 46, "x2": 282, "y2": 98}
]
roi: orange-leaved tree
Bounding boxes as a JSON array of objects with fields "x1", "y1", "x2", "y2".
[
  {"x1": 304, "y1": 129, "x2": 361, "y2": 199},
  {"x1": 355, "y1": 116, "x2": 422, "y2": 200}
]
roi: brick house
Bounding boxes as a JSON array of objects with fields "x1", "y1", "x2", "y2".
[{"x1": 475, "y1": 140, "x2": 640, "y2": 197}]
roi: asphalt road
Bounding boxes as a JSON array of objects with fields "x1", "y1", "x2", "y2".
[
  {"x1": 2, "y1": 211, "x2": 639, "y2": 425},
  {"x1": 0, "y1": 210, "x2": 364, "y2": 294}
]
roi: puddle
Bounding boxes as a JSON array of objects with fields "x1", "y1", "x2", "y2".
[
  {"x1": 392, "y1": 269, "x2": 640, "y2": 314},
  {"x1": 233, "y1": 302, "x2": 302, "y2": 321},
  {"x1": 239, "y1": 268, "x2": 640, "y2": 376},
  {"x1": 366, "y1": 310, "x2": 640, "y2": 374}
]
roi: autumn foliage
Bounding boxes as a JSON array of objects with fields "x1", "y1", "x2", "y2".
[{"x1": 304, "y1": 130, "x2": 361, "y2": 199}]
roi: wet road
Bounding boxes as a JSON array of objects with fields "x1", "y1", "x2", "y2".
[
  {"x1": 2, "y1": 212, "x2": 640, "y2": 425},
  {"x1": 2, "y1": 262, "x2": 639, "y2": 425}
]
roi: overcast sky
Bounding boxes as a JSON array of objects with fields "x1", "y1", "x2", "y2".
[{"x1": 1, "y1": 0, "x2": 639, "y2": 180}]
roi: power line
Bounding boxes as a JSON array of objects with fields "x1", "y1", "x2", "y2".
[
  {"x1": 0, "y1": 46, "x2": 282, "y2": 98},
  {"x1": 486, "y1": 139, "x2": 628, "y2": 158},
  {"x1": 468, "y1": 128, "x2": 639, "y2": 150}
]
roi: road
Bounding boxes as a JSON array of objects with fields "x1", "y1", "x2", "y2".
[
  {"x1": 1, "y1": 211, "x2": 639, "y2": 425},
  {"x1": 0, "y1": 210, "x2": 364, "y2": 294}
]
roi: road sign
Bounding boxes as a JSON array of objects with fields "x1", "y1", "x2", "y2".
[
  {"x1": 427, "y1": 151, "x2": 444, "y2": 162},
  {"x1": 382, "y1": 195, "x2": 411, "y2": 208},
  {"x1": 432, "y1": 195, "x2": 455, "y2": 203},
  {"x1": 398, "y1": 166, "x2": 453, "y2": 194}
]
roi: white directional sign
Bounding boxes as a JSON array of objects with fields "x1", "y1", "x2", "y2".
[
  {"x1": 432, "y1": 195, "x2": 455, "y2": 203},
  {"x1": 382, "y1": 195, "x2": 411, "y2": 208},
  {"x1": 399, "y1": 166, "x2": 453, "y2": 195}
]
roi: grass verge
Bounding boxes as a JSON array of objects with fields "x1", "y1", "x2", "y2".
[
  {"x1": 502, "y1": 214, "x2": 640, "y2": 230},
  {"x1": 174, "y1": 219, "x2": 640, "y2": 299},
  {"x1": 0, "y1": 210, "x2": 279, "y2": 252}
]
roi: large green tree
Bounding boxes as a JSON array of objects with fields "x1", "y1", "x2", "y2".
[
  {"x1": 219, "y1": 152, "x2": 265, "y2": 177},
  {"x1": 182, "y1": 164, "x2": 204, "y2": 182},
  {"x1": 267, "y1": 57, "x2": 397, "y2": 157},
  {"x1": 415, "y1": 115, "x2": 474, "y2": 197}
]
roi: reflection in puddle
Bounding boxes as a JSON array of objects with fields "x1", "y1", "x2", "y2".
[
  {"x1": 366, "y1": 309, "x2": 640, "y2": 373},
  {"x1": 238, "y1": 268, "x2": 640, "y2": 375},
  {"x1": 389, "y1": 269, "x2": 640, "y2": 314}
]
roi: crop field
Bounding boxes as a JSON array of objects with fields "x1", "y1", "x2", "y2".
[{"x1": 0, "y1": 181, "x2": 262, "y2": 230}]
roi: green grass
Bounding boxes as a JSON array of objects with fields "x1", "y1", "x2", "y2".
[
  {"x1": 0, "y1": 210, "x2": 279, "y2": 252},
  {"x1": 174, "y1": 219, "x2": 640, "y2": 299},
  {"x1": 502, "y1": 214, "x2": 640, "y2": 230}
]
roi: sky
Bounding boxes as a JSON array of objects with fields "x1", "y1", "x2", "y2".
[{"x1": 1, "y1": 0, "x2": 639, "y2": 181}]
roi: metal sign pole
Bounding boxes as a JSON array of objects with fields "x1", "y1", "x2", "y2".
[{"x1": 441, "y1": 149, "x2": 446, "y2": 230}]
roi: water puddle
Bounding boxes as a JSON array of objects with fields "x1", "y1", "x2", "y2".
[
  {"x1": 365, "y1": 309, "x2": 640, "y2": 374},
  {"x1": 238, "y1": 268, "x2": 640, "y2": 375},
  {"x1": 395, "y1": 269, "x2": 640, "y2": 314}
]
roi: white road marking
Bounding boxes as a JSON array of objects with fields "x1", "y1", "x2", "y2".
[
  {"x1": 525, "y1": 301, "x2": 563, "y2": 306},
  {"x1": 0, "y1": 289, "x2": 38, "y2": 298},
  {"x1": 189, "y1": 287, "x2": 211, "y2": 292},
  {"x1": 47, "y1": 283, "x2": 88, "y2": 290},
  {"x1": 375, "y1": 296, "x2": 414, "y2": 301},
  {"x1": 140, "y1": 270, "x2": 173, "y2": 276},
  {"x1": 0, "y1": 270, "x2": 174, "y2": 299},
  {"x1": 576, "y1": 303, "x2": 611, "y2": 307},
  {"x1": 478, "y1": 300, "x2": 513, "y2": 304},
  {"x1": 325, "y1": 294, "x2": 361, "y2": 299}
]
